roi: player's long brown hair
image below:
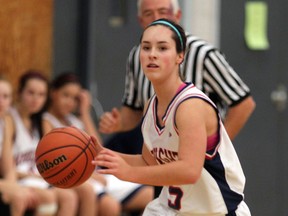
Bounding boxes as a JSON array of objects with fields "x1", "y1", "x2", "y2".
[{"x1": 18, "y1": 70, "x2": 49, "y2": 137}]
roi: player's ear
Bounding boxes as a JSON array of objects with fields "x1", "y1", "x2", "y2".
[{"x1": 176, "y1": 52, "x2": 184, "y2": 64}]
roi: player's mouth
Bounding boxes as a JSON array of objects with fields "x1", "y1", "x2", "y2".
[{"x1": 147, "y1": 63, "x2": 159, "y2": 68}]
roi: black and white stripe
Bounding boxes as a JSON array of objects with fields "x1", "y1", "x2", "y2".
[{"x1": 122, "y1": 34, "x2": 250, "y2": 116}]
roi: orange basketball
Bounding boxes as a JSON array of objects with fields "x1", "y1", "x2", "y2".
[{"x1": 35, "y1": 126, "x2": 97, "y2": 188}]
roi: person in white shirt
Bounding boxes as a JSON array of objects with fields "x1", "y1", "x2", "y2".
[
  {"x1": 93, "y1": 19, "x2": 251, "y2": 216},
  {"x1": 0, "y1": 75, "x2": 58, "y2": 216},
  {"x1": 2, "y1": 71, "x2": 80, "y2": 216}
]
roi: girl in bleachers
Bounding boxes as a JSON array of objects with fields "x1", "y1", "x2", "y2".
[
  {"x1": 1, "y1": 71, "x2": 81, "y2": 216},
  {"x1": 0, "y1": 75, "x2": 55, "y2": 216}
]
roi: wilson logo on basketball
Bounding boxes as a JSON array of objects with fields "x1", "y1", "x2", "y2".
[{"x1": 37, "y1": 154, "x2": 68, "y2": 174}]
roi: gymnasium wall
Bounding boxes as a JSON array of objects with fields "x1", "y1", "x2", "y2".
[
  {"x1": 0, "y1": 0, "x2": 53, "y2": 90},
  {"x1": 220, "y1": 1, "x2": 288, "y2": 215}
]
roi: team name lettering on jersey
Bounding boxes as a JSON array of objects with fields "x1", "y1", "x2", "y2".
[
  {"x1": 15, "y1": 151, "x2": 35, "y2": 165},
  {"x1": 152, "y1": 147, "x2": 178, "y2": 164}
]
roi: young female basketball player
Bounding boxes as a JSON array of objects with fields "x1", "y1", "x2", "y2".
[
  {"x1": 0, "y1": 76, "x2": 57, "y2": 216},
  {"x1": 92, "y1": 19, "x2": 251, "y2": 216},
  {"x1": 1, "y1": 71, "x2": 82, "y2": 216},
  {"x1": 44, "y1": 72, "x2": 153, "y2": 215}
]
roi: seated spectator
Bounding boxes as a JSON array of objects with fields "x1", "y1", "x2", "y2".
[
  {"x1": 0, "y1": 75, "x2": 56, "y2": 216},
  {"x1": 1, "y1": 71, "x2": 79, "y2": 216}
]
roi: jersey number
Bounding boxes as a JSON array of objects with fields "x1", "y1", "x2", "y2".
[{"x1": 168, "y1": 186, "x2": 183, "y2": 210}]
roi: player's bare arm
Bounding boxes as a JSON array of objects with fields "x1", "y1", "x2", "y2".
[
  {"x1": 1, "y1": 114, "x2": 17, "y2": 181},
  {"x1": 94, "y1": 99, "x2": 211, "y2": 186}
]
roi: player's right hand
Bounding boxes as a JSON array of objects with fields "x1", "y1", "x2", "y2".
[{"x1": 99, "y1": 108, "x2": 122, "y2": 134}]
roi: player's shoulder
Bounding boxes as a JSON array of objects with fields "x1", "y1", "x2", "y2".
[
  {"x1": 3, "y1": 112, "x2": 14, "y2": 128},
  {"x1": 2, "y1": 111, "x2": 16, "y2": 136}
]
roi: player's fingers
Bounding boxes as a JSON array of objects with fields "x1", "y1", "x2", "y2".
[
  {"x1": 96, "y1": 167, "x2": 115, "y2": 175},
  {"x1": 96, "y1": 150, "x2": 116, "y2": 160},
  {"x1": 111, "y1": 108, "x2": 120, "y2": 119},
  {"x1": 93, "y1": 156, "x2": 118, "y2": 171},
  {"x1": 94, "y1": 160, "x2": 113, "y2": 168},
  {"x1": 93, "y1": 151, "x2": 119, "y2": 168}
]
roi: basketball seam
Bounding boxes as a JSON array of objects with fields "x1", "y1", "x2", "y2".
[{"x1": 45, "y1": 130, "x2": 88, "y2": 148}]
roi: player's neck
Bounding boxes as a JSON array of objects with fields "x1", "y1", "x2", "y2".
[
  {"x1": 49, "y1": 109, "x2": 67, "y2": 123},
  {"x1": 154, "y1": 78, "x2": 183, "y2": 106}
]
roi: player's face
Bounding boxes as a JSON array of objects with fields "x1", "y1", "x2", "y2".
[
  {"x1": 138, "y1": 0, "x2": 181, "y2": 28},
  {"x1": 140, "y1": 25, "x2": 183, "y2": 84},
  {"x1": 0, "y1": 81, "x2": 12, "y2": 115},
  {"x1": 51, "y1": 83, "x2": 81, "y2": 116},
  {"x1": 19, "y1": 79, "x2": 48, "y2": 114}
]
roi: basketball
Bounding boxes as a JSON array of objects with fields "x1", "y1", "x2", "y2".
[{"x1": 35, "y1": 126, "x2": 97, "y2": 188}]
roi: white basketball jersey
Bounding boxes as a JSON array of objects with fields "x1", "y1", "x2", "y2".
[
  {"x1": 9, "y1": 108, "x2": 40, "y2": 174},
  {"x1": 43, "y1": 112, "x2": 84, "y2": 129},
  {"x1": 142, "y1": 83, "x2": 248, "y2": 215}
]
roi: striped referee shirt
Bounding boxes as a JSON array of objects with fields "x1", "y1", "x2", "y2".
[{"x1": 122, "y1": 34, "x2": 251, "y2": 118}]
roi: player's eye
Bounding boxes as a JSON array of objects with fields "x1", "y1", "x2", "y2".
[
  {"x1": 144, "y1": 46, "x2": 150, "y2": 51},
  {"x1": 141, "y1": 45, "x2": 151, "y2": 51},
  {"x1": 159, "y1": 46, "x2": 168, "y2": 51}
]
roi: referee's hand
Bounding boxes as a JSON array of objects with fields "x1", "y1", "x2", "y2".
[{"x1": 99, "y1": 108, "x2": 122, "y2": 134}]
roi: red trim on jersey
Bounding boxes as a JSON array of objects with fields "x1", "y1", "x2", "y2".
[
  {"x1": 205, "y1": 144, "x2": 220, "y2": 160},
  {"x1": 162, "y1": 84, "x2": 195, "y2": 123}
]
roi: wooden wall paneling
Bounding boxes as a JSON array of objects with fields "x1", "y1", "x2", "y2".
[{"x1": 0, "y1": 0, "x2": 53, "y2": 92}]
